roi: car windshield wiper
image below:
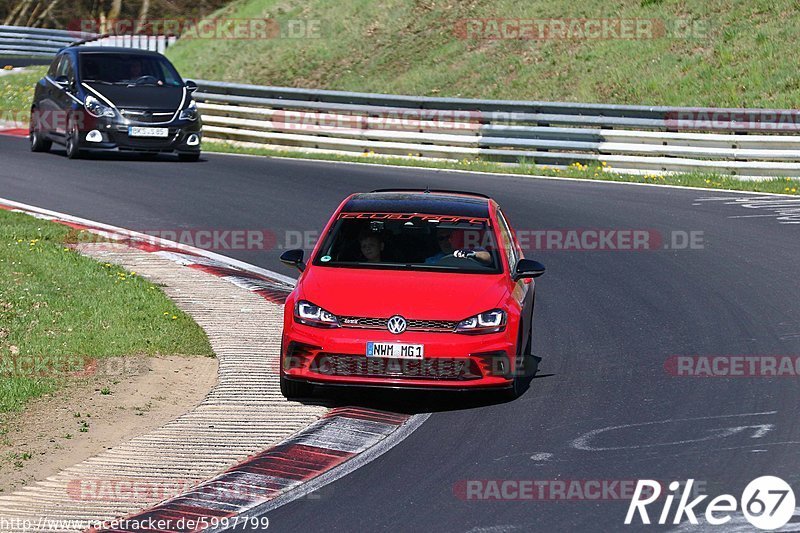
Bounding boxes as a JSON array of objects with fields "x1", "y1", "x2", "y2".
[{"x1": 82, "y1": 79, "x2": 113, "y2": 85}]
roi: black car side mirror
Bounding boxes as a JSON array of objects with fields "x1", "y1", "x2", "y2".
[
  {"x1": 280, "y1": 249, "x2": 306, "y2": 272},
  {"x1": 513, "y1": 259, "x2": 545, "y2": 280},
  {"x1": 53, "y1": 75, "x2": 70, "y2": 90},
  {"x1": 185, "y1": 80, "x2": 198, "y2": 93}
]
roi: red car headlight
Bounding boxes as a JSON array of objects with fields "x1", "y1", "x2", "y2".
[
  {"x1": 294, "y1": 300, "x2": 340, "y2": 328},
  {"x1": 455, "y1": 309, "x2": 506, "y2": 334}
]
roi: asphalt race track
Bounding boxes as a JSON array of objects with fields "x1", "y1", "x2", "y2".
[{"x1": 1, "y1": 136, "x2": 799, "y2": 531}]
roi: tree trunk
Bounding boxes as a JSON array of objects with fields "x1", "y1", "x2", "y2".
[
  {"x1": 24, "y1": 0, "x2": 42, "y2": 27},
  {"x1": 6, "y1": 0, "x2": 33, "y2": 26},
  {"x1": 34, "y1": 0, "x2": 61, "y2": 27},
  {"x1": 137, "y1": 0, "x2": 150, "y2": 34}
]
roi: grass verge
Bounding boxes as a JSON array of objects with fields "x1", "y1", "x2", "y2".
[
  {"x1": 0, "y1": 209, "x2": 213, "y2": 413},
  {"x1": 166, "y1": 0, "x2": 800, "y2": 108},
  {"x1": 0, "y1": 67, "x2": 45, "y2": 126},
  {"x1": 204, "y1": 140, "x2": 800, "y2": 196}
]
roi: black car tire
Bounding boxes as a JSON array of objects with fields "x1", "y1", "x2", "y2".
[
  {"x1": 502, "y1": 324, "x2": 532, "y2": 400},
  {"x1": 178, "y1": 152, "x2": 200, "y2": 162},
  {"x1": 65, "y1": 124, "x2": 82, "y2": 159},
  {"x1": 29, "y1": 112, "x2": 51, "y2": 153},
  {"x1": 280, "y1": 373, "x2": 314, "y2": 399}
]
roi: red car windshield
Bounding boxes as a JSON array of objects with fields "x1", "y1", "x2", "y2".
[{"x1": 313, "y1": 213, "x2": 502, "y2": 273}]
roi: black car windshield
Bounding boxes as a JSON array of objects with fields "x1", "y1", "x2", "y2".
[
  {"x1": 79, "y1": 53, "x2": 183, "y2": 87},
  {"x1": 314, "y1": 213, "x2": 502, "y2": 273}
]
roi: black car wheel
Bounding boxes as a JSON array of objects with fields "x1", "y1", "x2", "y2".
[
  {"x1": 29, "y1": 111, "x2": 51, "y2": 153},
  {"x1": 178, "y1": 152, "x2": 201, "y2": 162},
  {"x1": 280, "y1": 373, "x2": 314, "y2": 399},
  {"x1": 502, "y1": 325, "x2": 532, "y2": 400},
  {"x1": 65, "y1": 123, "x2": 82, "y2": 159}
]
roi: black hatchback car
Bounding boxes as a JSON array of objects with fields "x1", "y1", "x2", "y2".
[{"x1": 30, "y1": 46, "x2": 202, "y2": 161}]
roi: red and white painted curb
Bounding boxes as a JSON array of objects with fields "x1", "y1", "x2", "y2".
[
  {"x1": 90, "y1": 408, "x2": 417, "y2": 533},
  {"x1": 0, "y1": 126, "x2": 28, "y2": 137},
  {"x1": 0, "y1": 197, "x2": 431, "y2": 532}
]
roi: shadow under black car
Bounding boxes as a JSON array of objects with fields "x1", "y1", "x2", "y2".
[{"x1": 48, "y1": 148, "x2": 204, "y2": 163}]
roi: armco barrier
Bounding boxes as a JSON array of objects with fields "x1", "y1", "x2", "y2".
[
  {"x1": 0, "y1": 25, "x2": 95, "y2": 58},
  {"x1": 0, "y1": 25, "x2": 173, "y2": 59},
  {"x1": 194, "y1": 80, "x2": 800, "y2": 178}
]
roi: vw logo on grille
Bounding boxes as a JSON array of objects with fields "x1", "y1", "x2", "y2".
[{"x1": 387, "y1": 315, "x2": 407, "y2": 334}]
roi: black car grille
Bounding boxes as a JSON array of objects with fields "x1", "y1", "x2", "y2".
[
  {"x1": 312, "y1": 353, "x2": 481, "y2": 380},
  {"x1": 120, "y1": 109, "x2": 176, "y2": 124},
  {"x1": 338, "y1": 316, "x2": 457, "y2": 332}
]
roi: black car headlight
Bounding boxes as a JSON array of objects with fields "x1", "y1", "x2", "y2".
[
  {"x1": 294, "y1": 300, "x2": 339, "y2": 328},
  {"x1": 456, "y1": 309, "x2": 506, "y2": 334},
  {"x1": 84, "y1": 95, "x2": 115, "y2": 118},
  {"x1": 179, "y1": 100, "x2": 198, "y2": 121}
]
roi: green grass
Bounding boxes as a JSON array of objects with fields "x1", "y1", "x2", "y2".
[
  {"x1": 0, "y1": 209, "x2": 213, "y2": 413},
  {"x1": 0, "y1": 67, "x2": 46, "y2": 125},
  {"x1": 167, "y1": 0, "x2": 800, "y2": 108},
  {"x1": 205, "y1": 139, "x2": 800, "y2": 195}
]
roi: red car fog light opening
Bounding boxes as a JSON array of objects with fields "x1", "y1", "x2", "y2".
[
  {"x1": 283, "y1": 341, "x2": 320, "y2": 372},
  {"x1": 473, "y1": 351, "x2": 510, "y2": 377}
]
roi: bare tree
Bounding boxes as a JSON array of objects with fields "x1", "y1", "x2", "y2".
[
  {"x1": 4, "y1": 0, "x2": 34, "y2": 26},
  {"x1": 2, "y1": 0, "x2": 230, "y2": 30}
]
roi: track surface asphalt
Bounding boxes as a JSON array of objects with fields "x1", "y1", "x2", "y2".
[{"x1": 1, "y1": 137, "x2": 799, "y2": 531}]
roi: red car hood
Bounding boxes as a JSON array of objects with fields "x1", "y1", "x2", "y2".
[{"x1": 298, "y1": 267, "x2": 508, "y2": 320}]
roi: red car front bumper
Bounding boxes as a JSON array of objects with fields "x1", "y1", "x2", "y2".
[{"x1": 281, "y1": 321, "x2": 518, "y2": 390}]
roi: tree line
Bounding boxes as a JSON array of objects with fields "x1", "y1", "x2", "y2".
[{"x1": 2, "y1": 0, "x2": 230, "y2": 33}]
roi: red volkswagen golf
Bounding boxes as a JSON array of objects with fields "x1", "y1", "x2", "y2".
[{"x1": 278, "y1": 189, "x2": 545, "y2": 399}]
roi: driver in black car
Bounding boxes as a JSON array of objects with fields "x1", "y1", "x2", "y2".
[
  {"x1": 425, "y1": 227, "x2": 492, "y2": 265},
  {"x1": 128, "y1": 59, "x2": 163, "y2": 85}
]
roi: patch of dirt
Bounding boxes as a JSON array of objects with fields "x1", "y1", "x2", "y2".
[{"x1": 0, "y1": 355, "x2": 217, "y2": 494}]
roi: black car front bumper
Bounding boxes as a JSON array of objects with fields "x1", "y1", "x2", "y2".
[{"x1": 76, "y1": 116, "x2": 202, "y2": 154}]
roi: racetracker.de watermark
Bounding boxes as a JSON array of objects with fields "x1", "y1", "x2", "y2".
[
  {"x1": 71, "y1": 228, "x2": 278, "y2": 252},
  {"x1": 66, "y1": 477, "x2": 324, "y2": 502},
  {"x1": 453, "y1": 479, "x2": 706, "y2": 501},
  {"x1": 454, "y1": 18, "x2": 708, "y2": 40},
  {"x1": 69, "y1": 18, "x2": 321, "y2": 39},
  {"x1": 68, "y1": 227, "x2": 705, "y2": 253},
  {"x1": 0, "y1": 354, "x2": 148, "y2": 378},
  {"x1": 268, "y1": 229, "x2": 705, "y2": 253},
  {"x1": 665, "y1": 110, "x2": 800, "y2": 132},
  {"x1": 271, "y1": 109, "x2": 483, "y2": 132},
  {"x1": 665, "y1": 356, "x2": 800, "y2": 377}
]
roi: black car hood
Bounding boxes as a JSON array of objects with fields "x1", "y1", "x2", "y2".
[{"x1": 84, "y1": 82, "x2": 186, "y2": 110}]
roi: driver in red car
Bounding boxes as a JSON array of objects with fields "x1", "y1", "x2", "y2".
[{"x1": 426, "y1": 227, "x2": 492, "y2": 265}]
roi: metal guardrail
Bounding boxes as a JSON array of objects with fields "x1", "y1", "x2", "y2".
[
  {"x1": 0, "y1": 26, "x2": 175, "y2": 58},
  {"x1": 195, "y1": 80, "x2": 800, "y2": 178},
  {"x1": 84, "y1": 34, "x2": 177, "y2": 54},
  {"x1": 0, "y1": 25, "x2": 95, "y2": 58}
]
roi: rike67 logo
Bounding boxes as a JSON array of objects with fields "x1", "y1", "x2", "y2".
[{"x1": 626, "y1": 477, "x2": 796, "y2": 530}]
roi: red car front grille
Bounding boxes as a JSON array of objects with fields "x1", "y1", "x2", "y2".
[
  {"x1": 338, "y1": 316, "x2": 457, "y2": 333},
  {"x1": 311, "y1": 353, "x2": 481, "y2": 380}
]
